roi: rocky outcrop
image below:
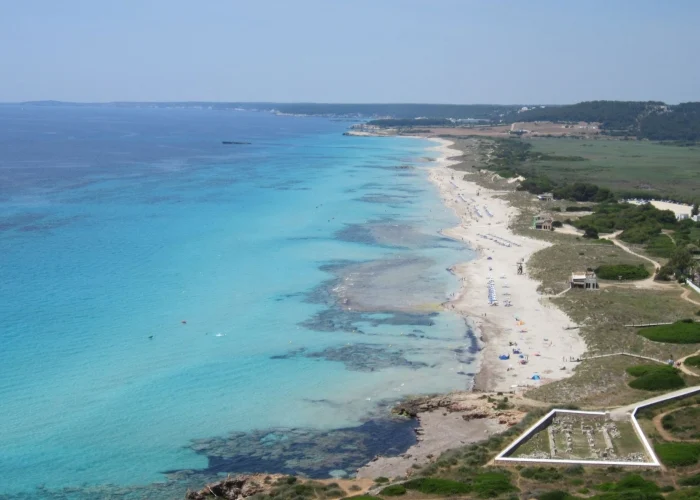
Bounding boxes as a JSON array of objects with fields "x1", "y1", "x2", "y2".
[
  {"x1": 186, "y1": 474, "x2": 283, "y2": 500},
  {"x1": 392, "y1": 392, "x2": 523, "y2": 426}
]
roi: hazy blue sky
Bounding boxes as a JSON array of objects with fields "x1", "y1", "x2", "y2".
[{"x1": 2, "y1": 0, "x2": 699, "y2": 104}]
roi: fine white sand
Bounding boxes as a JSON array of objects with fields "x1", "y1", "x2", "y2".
[{"x1": 425, "y1": 139, "x2": 587, "y2": 393}]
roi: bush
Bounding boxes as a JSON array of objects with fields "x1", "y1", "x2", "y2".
[
  {"x1": 685, "y1": 355, "x2": 700, "y2": 367},
  {"x1": 403, "y1": 478, "x2": 472, "y2": 496},
  {"x1": 625, "y1": 364, "x2": 686, "y2": 391},
  {"x1": 471, "y1": 472, "x2": 517, "y2": 498},
  {"x1": 680, "y1": 474, "x2": 700, "y2": 486},
  {"x1": 638, "y1": 321, "x2": 700, "y2": 344},
  {"x1": 552, "y1": 220, "x2": 563, "y2": 228},
  {"x1": 584, "y1": 227, "x2": 599, "y2": 239},
  {"x1": 565, "y1": 464, "x2": 584, "y2": 475},
  {"x1": 614, "y1": 474, "x2": 660, "y2": 493},
  {"x1": 667, "y1": 487, "x2": 700, "y2": 499},
  {"x1": 379, "y1": 485, "x2": 406, "y2": 496},
  {"x1": 520, "y1": 467, "x2": 563, "y2": 482},
  {"x1": 654, "y1": 442, "x2": 700, "y2": 467},
  {"x1": 538, "y1": 491, "x2": 574, "y2": 500},
  {"x1": 374, "y1": 477, "x2": 389, "y2": 484},
  {"x1": 595, "y1": 264, "x2": 650, "y2": 280}
]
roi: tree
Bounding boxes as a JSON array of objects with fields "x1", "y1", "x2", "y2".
[
  {"x1": 669, "y1": 246, "x2": 693, "y2": 278},
  {"x1": 584, "y1": 227, "x2": 599, "y2": 239},
  {"x1": 692, "y1": 203, "x2": 699, "y2": 217}
]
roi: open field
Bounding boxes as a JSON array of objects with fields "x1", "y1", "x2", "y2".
[
  {"x1": 528, "y1": 241, "x2": 654, "y2": 294},
  {"x1": 509, "y1": 412, "x2": 648, "y2": 462},
  {"x1": 523, "y1": 138, "x2": 700, "y2": 201}
]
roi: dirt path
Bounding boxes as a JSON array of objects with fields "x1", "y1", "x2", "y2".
[
  {"x1": 652, "y1": 412, "x2": 679, "y2": 442},
  {"x1": 603, "y1": 236, "x2": 700, "y2": 310},
  {"x1": 678, "y1": 350, "x2": 700, "y2": 377},
  {"x1": 681, "y1": 288, "x2": 700, "y2": 307},
  {"x1": 608, "y1": 236, "x2": 662, "y2": 288},
  {"x1": 652, "y1": 405, "x2": 700, "y2": 443}
]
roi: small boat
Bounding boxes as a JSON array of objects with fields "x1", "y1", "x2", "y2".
[{"x1": 222, "y1": 141, "x2": 251, "y2": 145}]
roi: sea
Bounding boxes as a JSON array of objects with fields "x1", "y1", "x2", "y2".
[{"x1": 0, "y1": 106, "x2": 477, "y2": 499}]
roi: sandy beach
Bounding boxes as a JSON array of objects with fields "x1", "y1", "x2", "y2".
[
  {"x1": 354, "y1": 137, "x2": 587, "y2": 480},
  {"x1": 425, "y1": 138, "x2": 586, "y2": 392}
]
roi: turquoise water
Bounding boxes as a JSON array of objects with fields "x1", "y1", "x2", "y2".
[{"x1": 0, "y1": 106, "x2": 476, "y2": 498}]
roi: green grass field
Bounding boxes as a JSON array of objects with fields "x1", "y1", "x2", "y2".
[{"x1": 524, "y1": 138, "x2": 700, "y2": 200}]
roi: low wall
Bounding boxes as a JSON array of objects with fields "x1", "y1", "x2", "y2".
[
  {"x1": 494, "y1": 409, "x2": 658, "y2": 467},
  {"x1": 686, "y1": 279, "x2": 700, "y2": 296}
]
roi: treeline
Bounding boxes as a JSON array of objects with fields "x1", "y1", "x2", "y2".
[
  {"x1": 507, "y1": 101, "x2": 661, "y2": 131},
  {"x1": 638, "y1": 103, "x2": 700, "y2": 141},
  {"x1": 365, "y1": 118, "x2": 455, "y2": 127},
  {"x1": 505, "y1": 100, "x2": 700, "y2": 141},
  {"x1": 50, "y1": 102, "x2": 517, "y2": 121}
]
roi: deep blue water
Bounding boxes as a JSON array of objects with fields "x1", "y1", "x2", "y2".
[{"x1": 0, "y1": 106, "x2": 476, "y2": 498}]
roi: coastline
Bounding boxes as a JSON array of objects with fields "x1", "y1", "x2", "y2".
[
  {"x1": 356, "y1": 134, "x2": 587, "y2": 479},
  {"x1": 424, "y1": 137, "x2": 586, "y2": 392}
]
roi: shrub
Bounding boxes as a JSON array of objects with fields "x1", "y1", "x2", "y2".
[
  {"x1": 552, "y1": 220, "x2": 563, "y2": 228},
  {"x1": 403, "y1": 478, "x2": 471, "y2": 495},
  {"x1": 626, "y1": 364, "x2": 686, "y2": 391},
  {"x1": 615, "y1": 474, "x2": 660, "y2": 493},
  {"x1": 584, "y1": 227, "x2": 599, "y2": 239},
  {"x1": 520, "y1": 467, "x2": 563, "y2": 482},
  {"x1": 538, "y1": 491, "x2": 573, "y2": 500},
  {"x1": 595, "y1": 264, "x2": 650, "y2": 280},
  {"x1": 638, "y1": 321, "x2": 700, "y2": 343},
  {"x1": 667, "y1": 487, "x2": 700, "y2": 499},
  {"x1": 654, "y1": 442, "x2": 700, "y2": 467},
  {"x1": 565, "y1": 464, "x2": 584, "y2": 475},
  {"x1": 374, "y1": 477, "x2": 389, "y2": 484},
  {"x1": 471, "y1": 472, "x2": 517, "y2": 498},
  {"x1": 379, "y1": 485, "x2": 406, "y2": 496},
  {"x1": 680, "y1": 474, "x2": 700, "y2": 486},
  {"x1": 343, "y1": 496, "x2": 383, "y2": 500},
  {"x1": 685, "y1": 355, "x2": 700, "y2": 367}
]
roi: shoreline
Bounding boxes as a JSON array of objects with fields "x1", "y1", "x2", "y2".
[
  {"x1": 356, "y1": 134, "x2": 587, "y2": 479},
  {"x1": 423, "y1": 136, "x2": 586, "y2": 392}
]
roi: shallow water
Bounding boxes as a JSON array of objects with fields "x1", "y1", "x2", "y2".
[{"x1": 0, "y1": 106, "x2": 476, "y2": 498}]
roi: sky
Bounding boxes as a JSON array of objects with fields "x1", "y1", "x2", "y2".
[{"x1": 1, "y1": 0, "x2": 699, "y2": 104}]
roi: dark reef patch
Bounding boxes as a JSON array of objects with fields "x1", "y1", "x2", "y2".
[
  {"x1": 171, "y1": 418, "x2": 418, "y2": 479},
  {"x1": 300, "y1": 307, "x2": 437, "y2": 334},
  {"x1": 273, "y1": 343, "x2": 429, "y2": 372}
]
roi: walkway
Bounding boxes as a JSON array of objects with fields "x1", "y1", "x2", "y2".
[
  {"x1": 612, "y1": 385, "x2": 700, "y2": 418},
  {"x1": 581, "y1": 352, "x2": 665, "y2": 365}
]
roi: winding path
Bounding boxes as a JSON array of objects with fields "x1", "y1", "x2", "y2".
[{"x1": 651, "y1": 405, "x2": 700, "y2": 443}]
